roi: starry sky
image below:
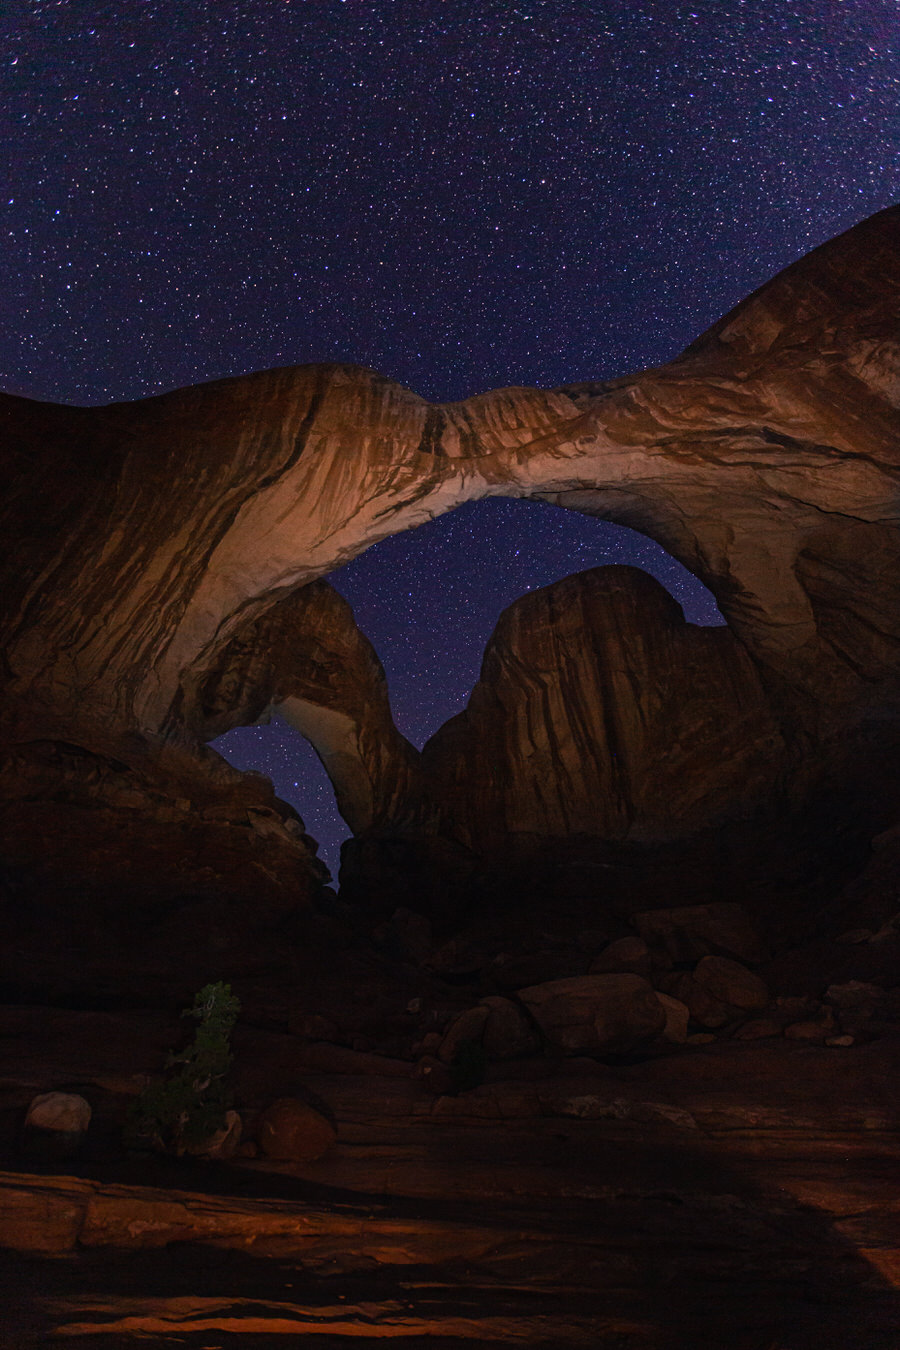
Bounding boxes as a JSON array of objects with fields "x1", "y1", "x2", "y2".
[{"x1": 4, "y1": 1, "x2": 899, "y2": 873}]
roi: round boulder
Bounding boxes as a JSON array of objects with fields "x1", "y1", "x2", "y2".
[
  {"x1": 23, "y1": 1091, "x2": 92, "y2": 1160},
  {"x1": 256, "y1": 1097, "x2": 336, "y2": 1162},
  {"x1": 25, "y1": 1092, "x2": 92, "y2": 1135},
  {"x1": 692, "y1": 956, "x2": 769, "y2": 1011}
]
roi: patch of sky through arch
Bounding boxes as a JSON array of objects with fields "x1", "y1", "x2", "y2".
[{"x1": 214, "y1": 497, "x2": 724, "y2": 876}]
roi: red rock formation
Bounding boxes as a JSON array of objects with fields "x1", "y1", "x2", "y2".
[
  {"x1": 418, "y1": 565, "x2": 784, "y2": 849},
  {"x1": 0, "y1": 206, "x2": 898, "y2": 931},
  {"x1": 182, "y1": 579, "x2": 420, "y2": 834},
  {"x1": 2, "y1": 207, "x2": 898, "y2": 752}
]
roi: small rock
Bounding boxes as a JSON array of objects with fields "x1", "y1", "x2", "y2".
[
  {"x1": 784, "y1": 1020, "x2": 829, "y2": 1042},
  {"x1": 590, "y1": 936, "x2": 652, "y2": 978},
  {"x1": 256, "y1": 1097, "x2": 336, "y2": 1162},
  {"x1": 406, "y1": 997, "x2": 423, "y2": 1014},
  {"x1": 654, "y1": 992, "x2": 690, "y2": 1044},
  {"x1": 732, "y1": 1018, "x2": 781, "y2": 1041},
  {"x1": 187, "y1": 1109, "x2": 242, "y2": 1160},
  {"x1": 25, "y1": 1092, "x2": 91, "y2": 1135},
  {"x1": 692, "y1": 955, "x2": 769, "y2": 1011},
  {"x1": 23, "y1": 1091, "x2": 92, "y2": 1160},
  {"x1": 438, "y1": 1006, "x2": 490, "y2": 1063},
  {"x1": 826, "y1": 1035, "x2": 855, "y2": 1047}
]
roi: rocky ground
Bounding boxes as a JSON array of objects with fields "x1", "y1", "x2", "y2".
[{"x1": 3, "y1": 890, "x2": 900, "y2": 1348}]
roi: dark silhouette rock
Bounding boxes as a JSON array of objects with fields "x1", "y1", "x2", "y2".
[{"x1": 518, "y1": 973, "x2": 666, "y2": 1054}]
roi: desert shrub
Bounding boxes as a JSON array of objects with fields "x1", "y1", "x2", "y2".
[{"x1": 126, "y1": 982, "x2": 241, "y2": 1155}]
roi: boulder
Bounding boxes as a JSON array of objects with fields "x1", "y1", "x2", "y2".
[
  {"x1": 656, "y1": 972, "x2": 731, "y2": 1030},
  {"x1": 518, "y1": 974, "x2": 666, "y2": 1055},
  {"x1": 437, "y1": 1007, "x2": 490, "y2": 1064},
  {"x1": 185, "y1": 1109, "x2": 242, "y2": 1161},
  {"x1": 654, "y1": 992, "x2": 690, "y2": 1044},
  {"x1": 23, "y1": 1091, "x2": 92, "y2": 1160},
  {"x1": 25, "y1": 1092, "x2": 91, "y2": 1136},
  {"x1": 480, "y1": 996, "x2": 541, "y2": 1061},
  {"x1": 785, "y1": 1021, "x2": 830, "y2": 1043},
  {"x1": 633, "y1": 904, "x2": 768, "y2": 966},
  {"x1": 590, "y1": 937, "x2": 652, "y2": 979},
  {"x1": 825, "y1": 981, "x2": 885, "y2": 1011},
  {"x1": 255, "y1": 1097, "x2": 336, "y2": 1163},
  {"x1": 692, "y1": 956, "x2": 769, "y2": 1011}
]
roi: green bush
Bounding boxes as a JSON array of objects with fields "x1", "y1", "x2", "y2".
[{"x1": 127, "y1": 982, "x2": 241, "y2": 1155}]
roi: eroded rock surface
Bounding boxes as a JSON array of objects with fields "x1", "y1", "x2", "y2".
[
  {"x1": 1, "y1": 205, "x2": 899, "y2": 957},
  {"x1": 3, "y1": 205, "x2": 898, "y2": 755},
  {"x1": 418, "y1": 565, "x2": 785, "y2": 848},
  {"x1": 183, "y1": 578, "x2": 420, "y2": 833}
]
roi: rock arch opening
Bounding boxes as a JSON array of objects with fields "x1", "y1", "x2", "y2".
[{"x1": 212, "y1": 496, "x2": 727, "y2": 873}]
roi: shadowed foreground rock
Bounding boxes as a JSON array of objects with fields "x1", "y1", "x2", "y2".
[{"x1": 2, "y1": 1005, "x2": 900, "y2": 1348}]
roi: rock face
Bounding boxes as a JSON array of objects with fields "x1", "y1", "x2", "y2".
[
  {"x1": 1, "y1": 206, "x2": 899, "y2": 934},
  {"x1": 417, "y1": 566, "x2": 784, "y2": 848},
  {"x1": 182, "y1": 579, "x2": 420, "y2": 834}
]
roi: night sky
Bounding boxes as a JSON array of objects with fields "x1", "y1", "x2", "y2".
[{"x1": 4, "y1": 2, "x2": 899, "y2": 873}]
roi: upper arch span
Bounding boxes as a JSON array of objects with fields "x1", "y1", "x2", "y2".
[{"x1": 1, "y1": 205, "x2": 898, "y2": 755}]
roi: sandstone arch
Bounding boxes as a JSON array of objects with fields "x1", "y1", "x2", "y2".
[
  {"x1": 1, "y1": 205, "x2": 898, "y2": 929},
  {"x1": 3, "y1": 206, "x2": 898, "y2": 753}
]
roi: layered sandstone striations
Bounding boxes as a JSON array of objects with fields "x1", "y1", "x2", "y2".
[
  {"x1": 418, "y1": 566, "x2": 785, "y2": 849},
  {"x1": 182, "y1": 579, "x2": 420, "y2": 834},
  {"x1": 0, "y1": 206, "x2": 898, "y2": 935},
  {"x1": 2, "y1": 206, "x2": 898, "y2": 752}
]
